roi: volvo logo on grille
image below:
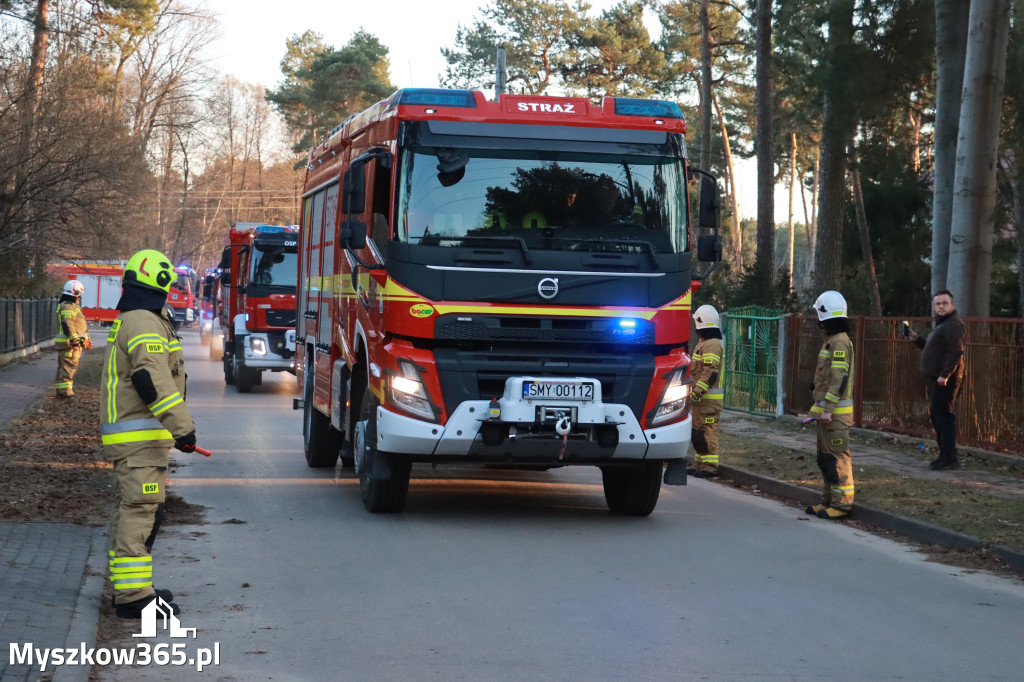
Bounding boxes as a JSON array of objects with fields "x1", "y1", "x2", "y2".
[{"x1": 538, "y1": 277, "x2": 559, "y2": 300}]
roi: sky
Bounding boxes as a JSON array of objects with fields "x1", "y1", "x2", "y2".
[
  {"x1": 206, "y1": 0, "x2": 771, "y2": 220},
  {"x1": 208, "y1": 0, "x2": 635, "y2": 91}
]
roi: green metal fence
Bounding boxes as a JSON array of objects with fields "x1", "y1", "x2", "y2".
[{"x1": 722, "y1": 306, "x2": 785, "y2": 415}]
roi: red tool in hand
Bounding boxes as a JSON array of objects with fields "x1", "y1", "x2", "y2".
[{"x1": 195, "y1": 446, "x2": 212, "y2": 457}]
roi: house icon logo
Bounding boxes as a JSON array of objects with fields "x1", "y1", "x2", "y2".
[{"x1": 133, "y1": 597, "x2": 196, "y2": 639}]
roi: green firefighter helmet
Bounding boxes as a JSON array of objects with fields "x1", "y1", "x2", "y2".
[{"x1": 123, "y1": 249, "x2": 175, "y2": 295}]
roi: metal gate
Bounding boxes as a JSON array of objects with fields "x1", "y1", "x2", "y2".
[{"x1": 722, "y1": 305, "x2": 784, "y2": 415}]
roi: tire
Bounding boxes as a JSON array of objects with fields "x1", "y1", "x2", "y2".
[
  {"x1": 356, "y1": 387, "x2": 410, "y2": 513},
  {"x1": 303, "y1": 356, "x2": 341, "y2": 468},
  {"x1": 601, "y1": 461, "x2": 663, "y2": 516},
  {"x1": 223, "y1": 352, "x2": 235, "y2": 385},
  {"x1": 235, "y1": 353, "x2": 255, "y2": 393}
]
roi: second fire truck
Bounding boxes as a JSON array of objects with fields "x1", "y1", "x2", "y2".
[
  {"x1": 295, "y1": 88, "x2": 721, "y2": 514},
  {"x1": 217, "y1": 223, "x2": 299, "y2": 392}
]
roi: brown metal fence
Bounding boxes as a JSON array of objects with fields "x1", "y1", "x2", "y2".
[
  {"x1": 782, "y1": 314, "x2": 1024, "y2": 457},
  {"x1": 0, "y1": 297, "x2": 59, "y2": 354}
]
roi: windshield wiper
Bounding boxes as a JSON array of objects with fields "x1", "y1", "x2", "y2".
[{"x1": 456, "y1": 235, "x2": 532, "y2": 265}]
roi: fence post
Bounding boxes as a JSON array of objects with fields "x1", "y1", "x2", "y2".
[{"x1": 776, "y1": 314, "x2": 788, "y2": 417}]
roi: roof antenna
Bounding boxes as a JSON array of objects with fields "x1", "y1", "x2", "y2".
[{"x1": 494, "y1": 46, "x2": 506, "y2": 100}]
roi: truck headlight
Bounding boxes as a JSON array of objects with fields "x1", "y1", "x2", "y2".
[
  {"x1": 649, "y1": 366, "x2": 690, "y2": 427},
  {"x1": 250, "y1": 337, "x2": 267, "y2": 356},
  {"x1": 388, "y1": 360, "x2": 434, "y2": 420}
]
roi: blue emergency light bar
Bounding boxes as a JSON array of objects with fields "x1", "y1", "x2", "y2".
[
  {"x1": 253, "y1": 224, "x2": 299, "y2": 235},
  {"x1": 611, "y1": 98, "x2": 683, "y2": 119},
  {"x1": 396, "y1": 88, "x2": 476, "y2": 108}
]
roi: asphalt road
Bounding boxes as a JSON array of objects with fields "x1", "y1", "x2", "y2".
[{"x1": 97, "y1": 330, "x2": 1024, "y2": 681}]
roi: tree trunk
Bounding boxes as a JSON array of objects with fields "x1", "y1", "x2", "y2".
[
  {"x1": 849, "y1": 157, "x2": 882, "y2": 315},
  {"x1": 947, "y1": 0, "x2": 1011, "y2": 316},
  {"x1": 699, "y1": 0, "x2": 712, "y2": 171},
  {"x1": 18, "y1": 0, "x2": 50, "y2": 180},
  {"x1": 713, "y1": 92, "x2": 742, "y2": 271},
  {"x1": 812, "y1": 0, "x2": 856, "y2": 295},
  {"x1": 788, "y1": 133, "x2": 797, "y2": 290},
  {"x1": 755, "y1": 0, "x2": 775, "y2": 280},
  {"x1": 1014, "y1": 159, "x2": 1024, "y2": 318},
  {"x1": 932, "y1": 0, "x2": 971, "y2": 295}
]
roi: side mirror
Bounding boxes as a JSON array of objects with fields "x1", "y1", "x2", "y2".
[
  {"x1": 220, "y1": 270, "x2": 230, "y2": 285},
  {"x1": 340, "y1": 220, "x2": 367, "y2": 250},
  {"x1": 342, "y1": 164, "x2": 366, "y2": 215},
  {"x1": 697, "y1": 234, "x2": 722, "y2": 262},
  {"x1": 699, "y1": 176, "x2": 721, "y2": 229}
]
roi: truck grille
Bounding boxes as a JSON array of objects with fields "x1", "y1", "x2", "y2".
[
  {"x1": 266, "y1": 309, "x2": 296, "y2": 327},
  {"x1": 434, "y1": 314, "x2": 654, "y2": 345}
]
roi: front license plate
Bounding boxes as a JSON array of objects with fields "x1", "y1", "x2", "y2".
[{"x1": 523, "y1": 381, "x2": 594, "y2": 401}]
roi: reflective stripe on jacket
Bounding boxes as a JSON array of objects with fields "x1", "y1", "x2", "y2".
[
  {"x1": 811, "y1": 332, "x2": 854, "y2": 424},
  {"x1": 101, "y1": 309, "x2": 193, "y2": 459},
  {"x1": 55, "y1": 302, "x2": 89, "y2": 348},
  {"x1": 691, "y1": 336, "x2": 724, "y2": 402}
]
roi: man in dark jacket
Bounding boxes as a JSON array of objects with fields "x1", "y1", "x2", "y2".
[{"x1": 907, "y1": 289, "x2": 966, "y2": 470}]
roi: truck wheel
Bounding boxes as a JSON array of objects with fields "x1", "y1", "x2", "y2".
[
  {"x1": 356, "y1": 388, "x2": 410, "y2": 513},
  {"x1": 236, "y1": 358, "x2": 255, "y2": 393},
  {"x1": 303, "y1": 359, "x2": 341, "y2": 468},
  {"x1": 601, "y1": 461, "x2": 663, "y2": 516},
  {"x1": 223, "y1": 353, "x2": 235, "y2": 385}
]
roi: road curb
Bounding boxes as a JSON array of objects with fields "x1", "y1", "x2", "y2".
[
  {"x1": 53, "y1": 523, "x2": 108, "y2": 682},
  {"x1": 718, "y1": 464, "x2": 1024, "y2": 576}
]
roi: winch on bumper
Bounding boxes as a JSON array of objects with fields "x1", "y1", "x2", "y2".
[{"x1": 374, "y1": 376, "x2": 691, "y2": 464}]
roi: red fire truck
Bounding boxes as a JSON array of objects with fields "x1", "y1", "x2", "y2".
[
  {"x1": 48, "y1": 260, "x2": 125, "y2": 323},
  {"x1": 166, "y1": 265, "x2": 198, "y2": 327},
  {"x1": 295, "y1": 88, "x2": 721, "y2": 514},
  {"x1": 217, "y1": 223, "x2": 299, "y2": 392}
]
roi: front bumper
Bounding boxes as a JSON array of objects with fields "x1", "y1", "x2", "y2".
[
  {"x1": 242, "y1": 331, "x2": 296, "y2": 371},
  {"x1": 372, "y1": 395, "x2": 692, "y2": 464}
]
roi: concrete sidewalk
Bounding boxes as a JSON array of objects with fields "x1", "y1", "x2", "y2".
[{"x1": 0, "y1": 331, "x2": 107, "y2": 682}]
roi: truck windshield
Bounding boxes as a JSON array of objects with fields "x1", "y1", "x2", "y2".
[
  {"x1": 171, "y1": 274, "x2": 191, "y2": 293},
  {"x1": 250, "y1": 243, "x2": 298, "y2": 289},
  {"x1": 395, "y1": 148, "x2": 688, "y2": 254}
]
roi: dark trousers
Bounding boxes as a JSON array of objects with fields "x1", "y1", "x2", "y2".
[{"x1": 928, "y1": 376, "x2": 962, "y2": 462}]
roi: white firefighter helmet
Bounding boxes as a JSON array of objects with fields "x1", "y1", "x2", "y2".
[
  {"x1": 62, "y1": 280, "x2": 85, "y2": 297},
  {"x1": 694, "y1": 304, "x2": 720, "y2": 329},
  {"x1": 813, "y1": 290, "x2": 848, "y2": 321}
]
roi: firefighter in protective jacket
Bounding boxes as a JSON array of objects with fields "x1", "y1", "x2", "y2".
[
  {"x1": 808, "y1": 290, "x2": 855, "y2": 520},
  {"x1": 101, "y1": 249, "x2": 198, "y2": 618},
  {"x1": 54, "y1": 280, "x2": 92, "y2": 397},
  {"x1": 689, "y1": 304, "x2": 724, "y2": 477}
]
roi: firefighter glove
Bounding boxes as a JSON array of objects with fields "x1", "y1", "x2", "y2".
[{"x1": 174, "y1": 431, "x2": 197, "y2": 453}]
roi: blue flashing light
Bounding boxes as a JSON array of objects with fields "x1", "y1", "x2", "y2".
[
  {"x1": 253, "y1": 224, "x2": 288, "y2": 234},
  {"x1": 617, "y1": 319, "x2": 637, "y2": 328},
  {"x1": 397, "y1": 88, "x2": 476, "y2": 108},
  {"x1": 612, "y1": 98, "x2": 683, "y2": 119}
]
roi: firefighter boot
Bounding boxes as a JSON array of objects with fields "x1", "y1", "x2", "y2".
[
  {"x1": 111, "y1": 587, "x2": 173, "y2": 608},
  {"x1": 805, "y1": 504, "x2": 827, "y2": 515},
  {"x1": 115, "y1": 593, "x2": 180, "y2": 619},
  {"x1": 817, "y1": 507, "x2": 850, "y2": 520}
]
